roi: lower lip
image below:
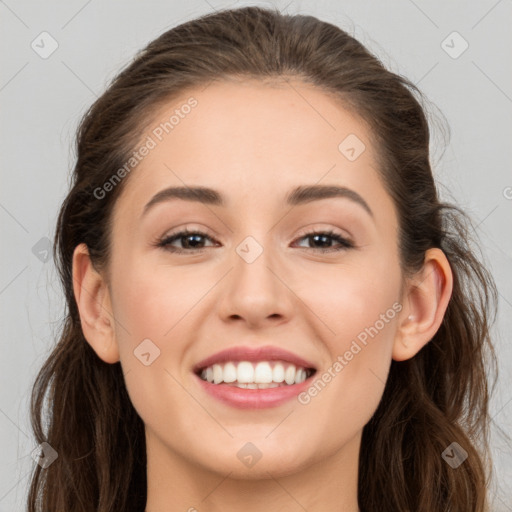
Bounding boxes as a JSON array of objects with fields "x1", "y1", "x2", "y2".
[{"x1": 194, "y1": 373, "x2": 314, "y2": 409}]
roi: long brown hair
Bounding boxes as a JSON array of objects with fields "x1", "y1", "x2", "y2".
[{"x1": 27, "y1": 6, "x2": 498, "y2": 511}]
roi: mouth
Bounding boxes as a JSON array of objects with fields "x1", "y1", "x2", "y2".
[
  {"x1": 194, "y1": 360, "x2": 317, "y2": 389},
  {"x1": 192, "y1": 345, "x2": 318, "y2": 409}
]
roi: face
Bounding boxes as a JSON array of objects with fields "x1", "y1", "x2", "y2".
[{"x1": 103, "y1": 78, "x2": 405, "y2": 478}]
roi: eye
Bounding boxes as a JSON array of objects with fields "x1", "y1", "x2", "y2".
[
  {"x1": 156, "y1": 228, "x2": 216, "y2": 254},
  {"x1": 156, "y1": 228, "x2": 353, "y2": 254},
  {"x1": 293, "y1": 229, "x2": 354, "y2": 253}
]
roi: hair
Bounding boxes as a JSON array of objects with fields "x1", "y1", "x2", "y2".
[{"x1": 27, "y1": 6, "x2": 499, "y2": 511}]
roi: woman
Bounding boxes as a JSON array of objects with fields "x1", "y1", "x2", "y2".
[{"x1": 27, "y1": 6, "x2": 498, "y2": 511}]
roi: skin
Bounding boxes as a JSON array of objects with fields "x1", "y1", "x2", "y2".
[{"x1": 72, "y1": 78, "x2": 453, "y2": 512}]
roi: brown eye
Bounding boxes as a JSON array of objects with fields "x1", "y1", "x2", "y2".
[
  {"x1": 294, "y1": 230, "x2": 353, "y2": 253},
  {"x1": 158, "y1": 229, "x2": 216, "y2": 253},
  {"x1": 157, "y1": 228, "x2": 353, "y2": 255}
]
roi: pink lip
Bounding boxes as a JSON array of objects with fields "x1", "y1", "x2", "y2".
[
  {"x1": 192, "y1": 345, "x2": 317, "y2": 373},
  {"x1": 194, "y1": 375, "x2": 314, "y2": 409},
  {"x1": 192, "y1": 345, "x2": 317, "y2": 410}
]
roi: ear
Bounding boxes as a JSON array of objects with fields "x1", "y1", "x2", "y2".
[
  {"x1": 393, "y1": 248, "x2": 453, "y2": 361},
  {"x1": 72, "y1": 243, "x2": 120, "y2": 364}
]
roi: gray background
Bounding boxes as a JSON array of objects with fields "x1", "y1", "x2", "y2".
[{"x1": 1, "y1": 0, "x2": 511, "y2": 510}]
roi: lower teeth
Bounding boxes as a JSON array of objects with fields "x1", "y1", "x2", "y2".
[
  {"x1": 202, "y1": 380, "x2": 290, "y2": 389},
  {"x1": 224, "y1": 382, "x2": 287, "y2": 389}
]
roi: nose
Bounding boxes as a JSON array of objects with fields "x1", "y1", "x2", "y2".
[{"x1": 216, "y1": 238, "x2": 295, "y2": 329}]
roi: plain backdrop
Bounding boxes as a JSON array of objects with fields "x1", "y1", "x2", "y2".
[{"x1": 1, "y1": 0, "x2": 511, "y2": 510}]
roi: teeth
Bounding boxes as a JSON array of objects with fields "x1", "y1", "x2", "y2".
[
  {"x1": 237, "y1": 361, "x2": 254, "y2": 383},
  {"x1": 223, "y1": 362, "x2": 237, "y2": 383},
  {"x1": 285, "y1": 365, "x2": 296, "y2": 385},
  {"x1": 199, "y1": 360, "x2": 312, "y2": 386},
  {"x1": 213, "y1": 364, "x2": 223, "y2": 384},
  {"x1": 254, "y1": 362, "x2": 273, "y2": 383},
  {"x1": 272, "y1": 364, "x2": 285, "y2": 383},
  {"x1": 230, "y1": 382, "x2": 282, "y2": 389}
]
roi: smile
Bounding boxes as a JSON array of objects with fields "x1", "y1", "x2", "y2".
[
  {"x1": 192, "y1": 345, "x2": 318, "y2": 408},
  {"x1": 197, "y1": 360, "x2": 315, "y2": 388}
]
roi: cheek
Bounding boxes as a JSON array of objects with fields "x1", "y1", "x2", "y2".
[
  {"x1": 297, "y1": 265, "x2": 401, "y2": 433},
  {"x1": 298, "y1": 253, "x2": 401, "y2": 407},
  {"x1": 111, "y1": 260, "x2": 207, "y2": 340},
  {"x1": 303, "y1": 257, "x2": 402, "y2": 346},
  {"x1": 108, "y1": 263, "x2": 206, "y2": 432},
  {"x1": 289, "y1": 264, "x2": 401, "y2": 461}
]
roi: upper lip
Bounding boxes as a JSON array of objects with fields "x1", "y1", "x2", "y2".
[{"x1": 192, "y1": 345, "x2": 317, "y2": 374}]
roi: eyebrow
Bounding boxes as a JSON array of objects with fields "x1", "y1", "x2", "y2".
[{"x1": 142, "y1": 184, "x2": 373, "y2": 218}]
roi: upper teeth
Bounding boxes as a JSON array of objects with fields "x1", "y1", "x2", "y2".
[{"x1": 199, "y1": 361, "x2": 311, "y2": 386}]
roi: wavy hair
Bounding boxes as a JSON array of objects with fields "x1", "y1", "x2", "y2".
[{"x1": 27, "y1": 6, "x2": 498, "y2": 511}]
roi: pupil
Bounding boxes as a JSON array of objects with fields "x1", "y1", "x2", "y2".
[
  {"x1": 185, "y1": 234, "x2": 203, "y2": 248},
  {"x1": 312, "y1": 234, "x2": 329, "y2": 247}
]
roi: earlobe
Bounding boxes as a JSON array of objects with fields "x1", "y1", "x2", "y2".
[
  {"x1": 72, "y1": 243, "x2": 120, "y2": 364},
  {"x1": 393, "y1": 248, "x2": 453, "y2": 361}
]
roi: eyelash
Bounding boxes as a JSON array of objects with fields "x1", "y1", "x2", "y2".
[{"x1": 156, "y1": 228, "x2": 354, "y2": 254}]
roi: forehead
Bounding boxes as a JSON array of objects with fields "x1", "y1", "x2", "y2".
[{"x1": 113, "y1": 78, "x2": 393, "y2": 224}]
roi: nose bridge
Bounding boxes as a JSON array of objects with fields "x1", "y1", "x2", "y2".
[
  {"x1": 229, "y1": 198, "x2": 278, "y2": 276},
  {"x1": 218, "y1": 229, "x2": 292, "y2": 326},
  {"x1": 232, "y1": 231, "x2": 279, "y2": 294}
]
